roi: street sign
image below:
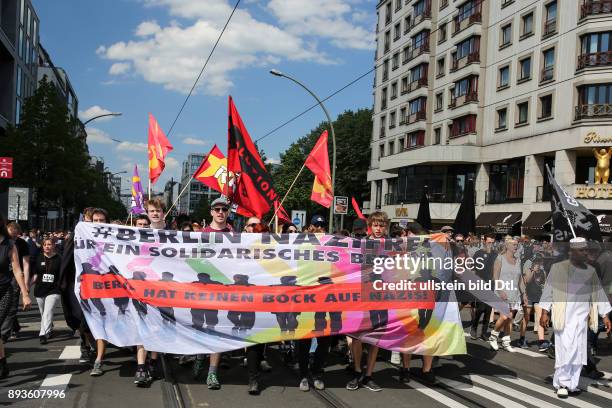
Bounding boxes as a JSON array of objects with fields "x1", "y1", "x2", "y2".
[
  {"x1": 0, "y1": 157, "x2": 13, "y2": 179},
  {"x1": 8, "y1": 187, "x2": 29, "y2": 221},
  {"x1": 291, "y1": 210, "x2": 306, "y2": 228},
  {"x1": 334, "y1": 196, "x2": 348, "y2": 215}
]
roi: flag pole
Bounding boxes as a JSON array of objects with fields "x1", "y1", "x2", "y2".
[
  {"x1": 267, "y1": 162, "x2": 308, "y2": 226},
  {"x1": 164, "y1": 175, "x2": 194, "y2": 220}
]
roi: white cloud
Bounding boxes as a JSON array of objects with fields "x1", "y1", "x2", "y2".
[
  {"x1": 265, "y1": 157, "x2": 280, "y2": 165},
  {"x1": 182, "y1": 137, "x2": 209, "y2": 146},
  {"x1": 85, "y1": 127, "x2": 114, "y2": 144},
  {"x1": 109, "y1": 62, "x2": 131, "y2": 75},
  {"x1": 79, "y1": 105, "x2": 115, "y2": 122},
  {"x1": 116, "y1": 141, "x2": 148, "y2": 152},
  {"x1": 97, "y1": 0, "x2": 372, "y2": 95},
  {"x1": 165, "y1": 157, "x2": 179, "y2": 170}
]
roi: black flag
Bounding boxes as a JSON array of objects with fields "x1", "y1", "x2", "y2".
[
  {"x1": 546, "y1": 164, "x2": 601, "y2": 242},
  {"x1": 416, "y1": 186, "x2": 432, "y2": 231},
  {"x1": 453, "y1": 178, "x2": 475, "y2": 236}
]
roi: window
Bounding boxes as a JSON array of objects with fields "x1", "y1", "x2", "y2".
[
  {"x1": 409, "y1": 63, "x2": 427, "y2": 86},
  {"x1": 27, "y1": 7, "x2": 31, "y2": 35},
  {"x1": 519, "y1": 57, "x2": 531, "y2": 81},
  {"x1": 409, "y1": 98, "x2": 426, "y2": 114},
  {"x1": 439, "y1": 23, "x2": 447, "y2": 43},
  {"x1": 457, "y1": 0, "x2": 480, "y2": 22},
  {"x1": 498, "y1": 65, "x2": 510, "y2": 88},
  {"x1": 391, "y1": 81, "x2": 398, "y2": 99},
  {"x1": 392, "y1": 52, "x2": 400, "y2": 70},
  {"x1": 541, "y1": 48, "x2": 555, "y2": 82},
  {"x1": 379, "y1": 144, "x2": 385, "y2": 159},
  {"x1": 521, "y1": 13, "x2": 533, "y2": 38},
  {"x1": 437, "y1": 57, "x2": 445, "y2": 76},
  {"x1": 497, "y1": 108, "x2": 508, "y2": 130},
  {"x1": 451, "y1": 114, "x2": 477, "y2": 137},
  {"x1": 402, "y1": 45, "x2": 410, "y2": 64},
  {"x1": 33, "y1": 19, "x2": 37, "y2": 46},
  {"x1": 384, "y1": 31, "x2": 391, "y2": 53},
  {"x1": 380, "y1": 115, "x2": 386, "y2": 137},
  {"x1": 401, "y1": 76, "x2": 409, "y2": 94},
  {"x1": 517, "y1": 101, "x2": 529, "y2": 124},
  {"x1": 413, "y1": 30, "x2": 429, "y2": 50},
  {"x1": 390, "y1": 111, "x2": 397, "y2": 128},
  {"x1": 389, "y1": 140, "x2": 395, "y2": 155},
  {"x1": 394, "y1": 23, "x2": 401, "y2": 41},
  {"x1": 544, "y1": 1, "x2": 557, "y2": 37},
  {"x1": 20, "y1": 0, "x2": 24, "y2": 24},
  {"x1": 385, "y1": 2, "x2": 392, "y2": 25},
  {"x1": 434, "y1": 128, "x2": 441, "y2": 144},
  {"x1": 579, "y1": 31, "x2": 611, "y2": 68},
  {"x1": 501, "y1": 24, "x2": 512, "y2": 48},
  {"x1": 382, "y1": 59, "x2": 389, "y2": 81},
  {"x1": 456, "y1": 36, "x2": 479, "y2": 60},
  {"x1": 406, "y1": 131, "x2": 425, "y2": 148},
  {"x1": 453, "y1": 76, "x2": 478, "y2": 99},
  {"x1": 578, "y1": 84, "x2": 612, "y2": 105},
  {"x1": 539, "y1": 94, "x2": 553, "y2": 119},
  {"x1": 404, "y1": 16, "x2": 411, "y2": 33},
  {"x1": 414, "y1": 0, "x2": 428, "y2": 18},
  {"x1": 395, "y1": 0, "x2": 402, "y2": 12},
  {"x1": 436, "y1": 92, "x2": 443, "y2": 111},
  {"x1": 381, "y1": 87, "x2": 388, "y2": 109},
  {"x1": 15, "y1": 99, "x2": 21, "y2": 124},
  {"x1": 18, "y1": 28, "x2": 23, "y2": 58},
  {"x1": 400, "y1": 107, "x2": 407, "y2": 124},
  {"x1": 16, "y1": 67, "x2": 22, "y2": 97}
]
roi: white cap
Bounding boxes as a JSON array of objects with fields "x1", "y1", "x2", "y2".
[{"x1": 570, "y1": 237, "x2": 587, "y2": 248}]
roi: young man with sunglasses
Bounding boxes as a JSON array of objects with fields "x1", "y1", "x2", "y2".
[{"x1": 192, "y1": 197, "x2": 233, "y2": 390}]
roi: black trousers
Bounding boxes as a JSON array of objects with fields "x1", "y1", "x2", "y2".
[
  {"x1": 191, "y1": 309, "x2": 219, "y2": 329},
  {"x1": 275, "y1": 312, "x2": 299, "y2": 331},
  {"x1": 228, "y1": 311, "x2": 255, "y2": 329},
  {"x1": 246, "y1": 344, "x2": 265, "y2": 380},
  {"x1": 0, "y1": 283, "x2": 20, "y2": 339},
  {"x1": 298, "y1": 337, "x2": 331, "y2": 378},
  {"x1": 314, "y1": 312, "x2": 342, "y2": 332},
  {"x1": 369, "y1": 310, "x2": 388, "y2": 329},
  {"x1": 159, "y1": 307, "x2": 176, "y2": 324},
  {"x1": 471, "y1": 302, "x2": 492, "y2": 334},
  {"x1": 114, "y1": 297, "x2": 129, "y2": 315}
]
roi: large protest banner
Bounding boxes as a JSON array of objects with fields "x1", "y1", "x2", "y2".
[{"x1": 74, "y1": 223, "x2": 467, "y2": 355}]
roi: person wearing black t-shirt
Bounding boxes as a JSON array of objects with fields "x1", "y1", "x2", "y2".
[
  {"x1": 469, "y1": 234, "x2": 497, "y2": 340},
  {"x1": 1, "y1": 222, "x2": 30, "y2": 341},
  {"x1": 33, "y1": 238, "x2": 62, "y2": 344}
]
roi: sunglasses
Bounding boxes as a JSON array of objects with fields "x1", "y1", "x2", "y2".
[
  {"x1": 287, "y1": 229, "x2": 297, "y2": 233},
  {"x1": 247, "y1": 223, "x2": 260, "y2": 228},
  {"x1": 212, "y1": 207, "x2": 229, "y2": 213}
]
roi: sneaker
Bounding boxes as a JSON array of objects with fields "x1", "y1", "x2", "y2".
[
  {"x1": 480, "y1": 332, "x2": 490, "y2": 341},
  {"x1": 39, "y1": 335, "x2": 48, "y2": 345},
  {"x1": 469, "y1": 327, "x2": 478, "y2": 340},
  {"x1": 134, "y1": 367, "x2": 150, "y2": 386},
  {"x1": 501, "y1": 337, "x2": 514, "y2": 352},
  {"x1": 346, "y1": 375, "x2": 361, "y2": 391},
  {"x1": 313, "y1": 378, "x2": 325, "y2": 390},
  {"x1": 361, "y1": 376, "x2": 382, "y2": 392},
  {"x1": 519, "y1": 338, "x2": 528, "y2": 349},
  {"x1": 260, "y1": 360, "x2": 272, "y2": 372},
  {"x1": 90, "y1": 360, "x2": 103, "y2": 376},
  {"x1": 557, "y1": 387, "x2": 568, "y2": 398},
  {"x1": 399, "y1": 367, "x2": 410, "y2": 383},
  {"x1": 79, "y1": 349, "x2": 90, "y2": 363},
  {"x1": 422, "y1": 370, "x2": 437, "y2": 385},
  {"x1": 299, "y1": 377, "x2": 310, "y2": 392},
  {"x1": 248, "y1": 379, "x2": 260, "y2": 395},
  {"x1": 207, "y1": 372, "x2": 221, "y2": 390},
  {"x1": 547, "y1": 344, "x2": 555, "y2": 359},
  {"x1": 390, "y1": 351, "x2": 401, "y2": 365},
  {"x1": 148, "y1": 359, "x2": 163, "y2": 379},
  {"x1": 538, "y1": 341, "x2": 550, "y2": 352},
  {"x1": 488, "y1": 334, "x2": 499, "y2": 351},
  {"x1": 192, "y1": 358, "x2": 206, "y2": 381}
]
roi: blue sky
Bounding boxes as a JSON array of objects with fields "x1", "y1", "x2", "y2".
[{"x1": 32, "y1": 0, "x2": 375, "y2": 193}]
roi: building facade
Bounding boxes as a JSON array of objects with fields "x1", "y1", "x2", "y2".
[
  {"x1": 0, "y1": 0, "x2": 39, "y2": 134},
  {"x1": 368, "y1": 0, "x2": 612, "y2": 236},
  {"x1": 178, "y1": 153, "x2": 220, "y2": 216}
]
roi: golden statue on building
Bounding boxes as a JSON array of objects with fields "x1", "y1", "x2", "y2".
[{"x1": 593, "y1": 147, "x2": 612, "y2": 184}]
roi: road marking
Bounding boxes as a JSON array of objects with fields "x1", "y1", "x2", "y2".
[
  {"x1": 40, "y1": 374, "x2": 72, "y2": 388},
  {"x1": 407, "y1": 378, "x2": 471, "y2": 408},
  {"x1": 579, "y1": 378, "x2": 611, "y2": 399},
  {"x1": 497, "y1": 375, "x2": 604, "y2": 408},
  {"x1": 463, "y1": 332, "x2": 545, "y2": 357},
  {"x1": 58, "y1": 346, "x2": 81, "y2": 360},
  {"x1": 469, "y1": 375, "x2": 564, "y2": 408},
  {"x1": 437, "y1": 376, "x2": 527, "y2": 408}
]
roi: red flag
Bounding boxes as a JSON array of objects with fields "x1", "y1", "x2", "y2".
[
  {"x1": 148, "y1": 113, "x2": 173, "y2": 184},
  {"x1": 352, "y1": 197, "x2": 366, "y2": 220},
  {"x1": 305, "y1": 131, "x2": 333, "y2": 208},
  {"x1": 274, "y1": 201, "x2": 291, "y2": 223},
  {"x1": 193, "y1": 145, "x2": 234, "y2": 196},
  {"x1": 227, "y1": 96, "x2": 280, "y2": 218}
]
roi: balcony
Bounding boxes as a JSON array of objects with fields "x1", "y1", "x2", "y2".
[
  {"x1": 407, "y1": 109, "x2": 427, "y2": 124},
  {"x1": 540, "y1": 66, "x2": 554, "y2": 83},
  {"x1": 542, "y1": 19, "x2": 556, "y2": 38},
  {"x1": 580, "y1": 0, "x2": 612, "y2": 19},
  {"x1": 440, "y1": 0, "x2": 449, "y2": 10},
  {"x1": 407, "y1": 77, "x2": 428, "y2": 93},
  {"x1": 575, "y1": 104, "x2": 612, "y2": 120},
  {"x1": 410, "y1": 3, "x2": 432, "y2": 30},
  {"x1": 406, "y1": 38, "x2": 430, "y2": 62},
  {"x1": 536, "y1": 185, "x2": 551, "y2": 202},
  {"x1": 449, "y1": 91, "x2": 478, "y2": 108},
  {"x1": 451, "y1": 51, "x2": 480, "y2": 72},
  {"x1": 384, "y1": 191, "x2": 471, "y2": 205},
  {"x1": 453, "y1": 3, "x2": 482, "y2": 36},
  {"x1": 577, "y1": 51, "x2": 612, "y2": 69},
  {"x1": 485, "y1": 190, "x2": 523, "y2": 204}
]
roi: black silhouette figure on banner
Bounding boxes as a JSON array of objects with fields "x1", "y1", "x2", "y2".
[
  {"x1": 313, "y1": 276, "x2": 342, "y2": 333},
  {"x1": 227, "y1": 274, "x2": 255, "y2": 332},
  {"x1": 368, "y1": 271, "x2": 388, "y2": 329},
  {"x1": 109, "y1": 265, "x2": 129, "y2": 315},
  {"x1": 80, "y1": 263, "x2": 106, "y2": 317},
  {"x1": 158, "y1": 272, "x2": 176, "y2": 325},
  {"x1": 190, "y1": 273, "x2": 221, "y2": 332},
  {"x1": 414, "y1": 268, "x2": 441, "y2": 330},
  {"x1": 131, "y1": 271, "x2": 148, "y2": 319},
  {"x1": 271, "y1": 276, "x2": 300, "y2": 333}
]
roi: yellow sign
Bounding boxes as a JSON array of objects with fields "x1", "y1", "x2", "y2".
[
  {"x1": 395, "y1": 207, "x2": 408, "y2": 217},
  {"x1": 575, "y1": 185, "x2": 612, "y2": 199},
  {"x1": 584, "y1": 132, "x2": 612, "y2": 144}
]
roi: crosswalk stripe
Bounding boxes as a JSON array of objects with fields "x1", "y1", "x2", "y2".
[
  {"x1": 602, "y1": 371, "x2": 612, "y2": 381},
  {"x1": 40, "y1": 374, "x2": 72, "y2": 388},
  {"x1": 497, "y1": 375, "x2": 604, "y2": 408},
  {"x1": 407, "y1": 378, "x2": 471, "y2": 408},
  {"x1": 58, "y1": 346, "x2": 81, "y2": 360},
  {"x1": 437, "y1": 376, "x2": 527, "y2": 408},
  {"x1": 463, "y1": 332, "x2": 545, "y2": 357},
  {"x1": 468, "y1": 375, "x2": 561, "y2": 408},
  {"x1": 578, "y1": 378, "x2": 611, "y2": 399}
]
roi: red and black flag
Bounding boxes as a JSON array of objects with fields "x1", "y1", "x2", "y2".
[{"x1": 227, "y1": 96, "x2": 280, "y2": 218}]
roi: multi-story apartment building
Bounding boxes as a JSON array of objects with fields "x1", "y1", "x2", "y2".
[
  {"x1": 37, "y1": 44, "x2": 79, "y2": 119},
  {"x1": 178, "y1": 153, "x2": 220, "y2": 216},
  {"x1": 0, "y1": 0, "x2": 39, "y2": 134},
  {"x1": 368, "y1": 0, "x2": 612, "y2": 237}
]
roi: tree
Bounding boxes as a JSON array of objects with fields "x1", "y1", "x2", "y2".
[
  {"x1": 271, "y1": 109, "x2": 372, "y2": 218},
  {"x1": 191, "y1": 195, "x2": 211, "y2": 225}
]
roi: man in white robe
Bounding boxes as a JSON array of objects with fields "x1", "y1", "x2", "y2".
[{"x1": 539, "y1": 238, "x2": 611, "y2": 399}]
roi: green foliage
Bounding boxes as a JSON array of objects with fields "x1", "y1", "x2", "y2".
[
  {"x1": 191, "y1": 195, "x2": 211, "y2": 225},
  {"x1": 271, "y1": 108, "x2": 372, "y2": 216}
]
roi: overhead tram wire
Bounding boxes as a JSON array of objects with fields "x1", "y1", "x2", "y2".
[{"x1": 164, "y1": 0, "x2": 242, "y2": 139}]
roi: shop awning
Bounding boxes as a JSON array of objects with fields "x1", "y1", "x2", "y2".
[
  {"x1": 521, "y1": 212, "x2": 551, "y2": 234},
  {"x1": 475, "y1": 212, "x2": 522, "y2": 234},
  {"x1": 598, "y1": 215, "x2": 612, "y2": 234}
]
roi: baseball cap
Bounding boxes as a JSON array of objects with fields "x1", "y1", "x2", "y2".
[
  {"x1": 311, "y1": 215, "x2": 326, "y2": 226},
  {"x1": 440, "y1": 225, "x2": 454, "y2": 232},
  {"x1": 211, "y1": 196, "x2": 229, "y2": 208}
]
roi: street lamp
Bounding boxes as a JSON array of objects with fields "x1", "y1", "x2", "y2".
[
  {"x1": 269, "y1": 69, "x2": 337, "y2": 232},
  {"x1": 82, "y1": 112, "x2": 122, "y2": 126}
]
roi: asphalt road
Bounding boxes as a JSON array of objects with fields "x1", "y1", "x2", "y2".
[{"x1": 0, "y1": 307, "x2": 610, "y2": 408}]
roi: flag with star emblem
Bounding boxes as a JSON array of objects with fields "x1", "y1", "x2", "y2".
[
  {"x1": 148, "y1": 113, "x2": 173, "y2": 184},
  {"x1": 194, "y1": 144, "x2": 234, "y2": 196},
  {"x1": 305, "y1": 131, "x2": 333, "y2": 208}
]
